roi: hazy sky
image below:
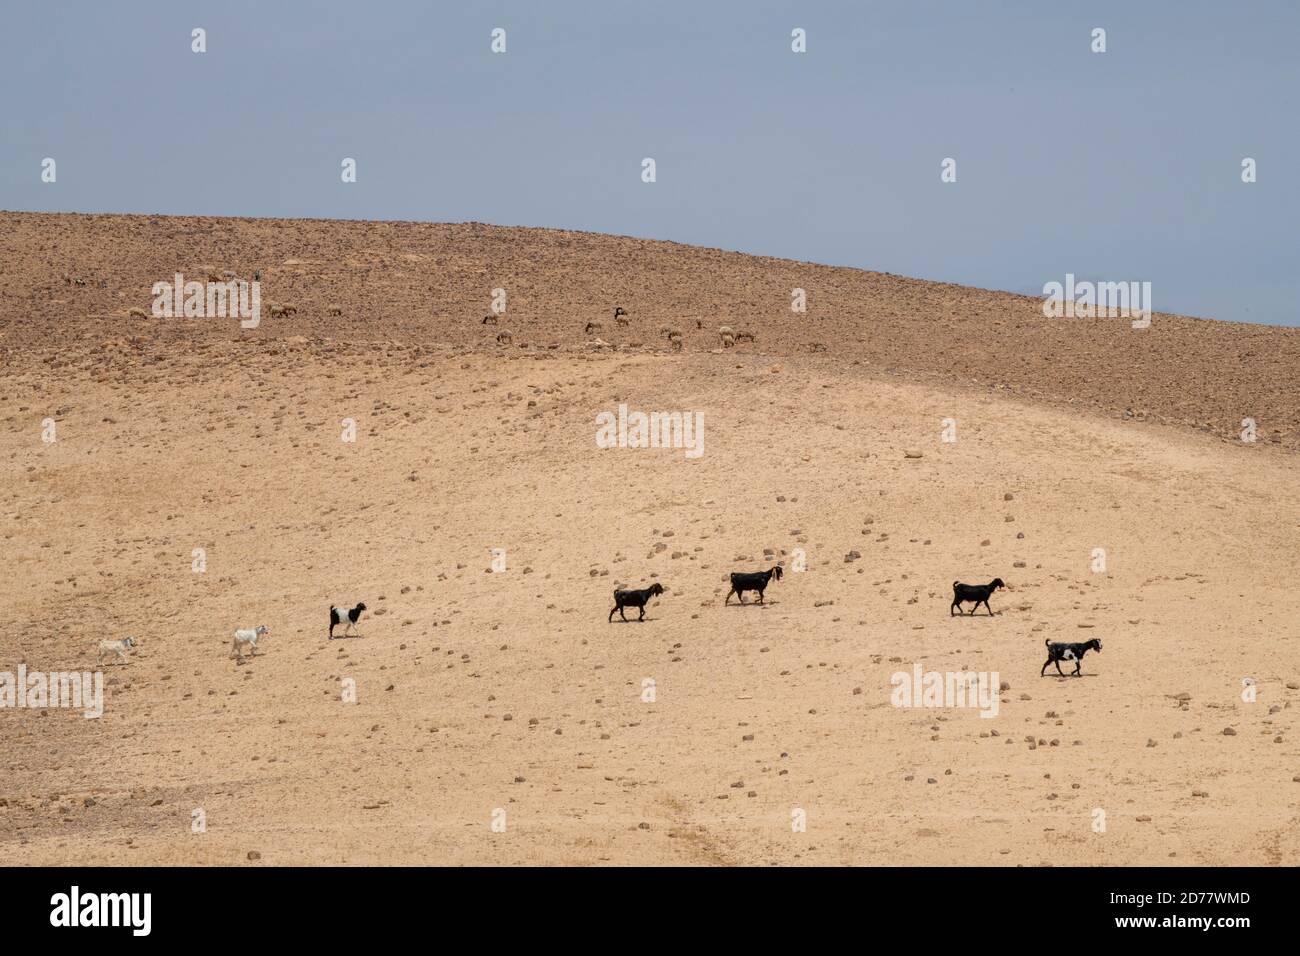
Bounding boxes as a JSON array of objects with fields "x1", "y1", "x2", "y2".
[{"x1": 2, "y1": 1, "x2": 1296, "y2": 325}]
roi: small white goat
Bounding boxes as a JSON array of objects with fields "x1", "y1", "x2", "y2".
[
  {"x1": 97, "y1": 636, "x2": 137, "y2": 665},
  {"x1": 230, "y1": 625, "x2": 269, "y2": 662}
]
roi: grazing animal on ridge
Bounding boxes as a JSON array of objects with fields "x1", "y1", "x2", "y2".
[
  {"x1": 609, "y1": 583, "x2": 665, "y2": 623},
  {"x1": 1041, "y1": 638, "x2": 1102, "y2": 677},
  {"x1": 329, "y1": 603, "x2": 367, "y2": 639},
  {"x1": 725, "y1": 566, "x2": 783, "y2": 605},
  {"x1": 951, "y1": 578, "x2": 1005, "y2": 616}
]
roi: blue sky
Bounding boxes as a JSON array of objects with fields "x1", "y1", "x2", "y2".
[{"x1": 2, "y1": 0, "x2": 1296, "y2": 324}]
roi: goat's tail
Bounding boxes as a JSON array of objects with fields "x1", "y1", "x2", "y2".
[
  {"x1": 1044, "y1": 638, "x2": 1051, "y2": 648},
  {"x1": 953, "y1": 581, "x2": 959, "y2": 589}
]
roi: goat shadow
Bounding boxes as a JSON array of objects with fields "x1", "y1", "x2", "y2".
[
  {"x1": 1042, "y1": 673, "x2": 1099, "y2": 680},
  {"x1": 725, "y1": 600, "x2": 780, "y2": 608},
  {"x1": 329, "y1": 633, "x2": 365, "y2": 640}
]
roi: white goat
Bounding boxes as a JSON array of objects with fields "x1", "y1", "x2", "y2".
[
  {"x1": 97, "y1": 636, "x2": 137, "y2": 665},
  {"x1": 230, "y1": 625, "x2": 269, "y2": 662}
]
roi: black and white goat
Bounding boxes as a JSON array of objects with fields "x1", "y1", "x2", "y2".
[
  {"x1": 950, "y1": 578, "x2": 1005, "y2": 616},
  {"x1": 1040, "y1": 638, "x2": 1102, "y2": 677},
  {"x1": 725, "y1": 566, "x2": 783, "y2": 605},
  {"x1": 329, "y1": 602, "x2": 367, "y2": 639},
  {"x1": 608, "y1": 583, "x2": 664, "y2": 623}
]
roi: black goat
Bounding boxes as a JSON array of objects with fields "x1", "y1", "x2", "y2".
[
  {"x1": 1041, "y1": 638, "x2": 1102, "y2": 677},
  {"x1": 609, "y1": 582, "x2": 664, "y2": 622},
  {"x1": 950, "y1": 578, "x2": 1005, "y2": 616},
  {"x1": 725, "y1": 566, "x2": 783, "y2": 605}
]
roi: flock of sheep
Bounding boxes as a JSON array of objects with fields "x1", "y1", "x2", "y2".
[
  {"x1": 482, "y1": 306, "x2": 755, "y2": 351},
  {"x1": 122, "y1": 286, "x2": 747, "y2": 349}
]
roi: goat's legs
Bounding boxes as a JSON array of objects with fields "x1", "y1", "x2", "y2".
[
  {"x1": 1055, "y1": 660, "x2": 1066, "y2": 677},
  {"x1": 608, "y1": 605, "x2": 618, "y2": 623},
  {"x1": 619, "y1": 606, "x2": 629, "y2": 622},
  {"x1": 724, "y1": 588, "x2": 735, "y2": 605},
  {"x1": 638, "y1": 606, "x2": 645, "y2": 622},
  {"x1": 1040, "y1": 658, "x2": 1050, "y2": 677}
]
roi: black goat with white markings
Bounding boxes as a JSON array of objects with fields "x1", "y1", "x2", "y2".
[
  {"x1": 608, "y1": 582, "x2": 664, "y2": 623},
  {"x1": 1041, "y1": 638, "x2": 1102, "y2": 677},
  {"x1": 329, "y1": 602, "x2": 367, "y2": 639},
  {"x1": 951, "y1": 578, "x2": 1005, "y2": 616},
  {"x1": 725, "y1": 565, "x2": 783, "y2": 605}
]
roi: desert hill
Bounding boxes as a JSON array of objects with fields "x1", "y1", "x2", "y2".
[
  {"x1": 0, "y1": 212, "x2": 1296, "y2": 866},
  {"x1": 1, "y1": 211, "x2": 1296, "y2": 447}
]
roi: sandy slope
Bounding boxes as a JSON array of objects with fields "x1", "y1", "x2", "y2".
[{"x1": 0, "y1": 214, "x2": 1297, "y2": 866}]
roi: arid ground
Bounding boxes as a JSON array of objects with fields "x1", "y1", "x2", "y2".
[{"x1": 1, "y1": 212, "x2": 1296, "y2": 865}]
